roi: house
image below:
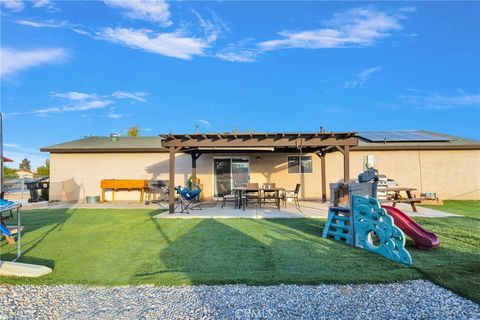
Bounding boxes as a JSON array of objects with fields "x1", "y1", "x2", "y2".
[
  {"x1": 15, "y1": 169, "x2": 34, "y2": 179},
  {"x1": 40, "y1": 131, "x2": 480, "y2": 209}
]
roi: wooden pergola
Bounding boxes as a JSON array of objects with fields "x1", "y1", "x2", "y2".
[{"x1": 160, "y1": 132, "x2": 359, "y2": 213}]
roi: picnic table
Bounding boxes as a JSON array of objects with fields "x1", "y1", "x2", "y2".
[
  {"x1": 385, "y1": 187, "x2": 421, "y2": 212},
  {"x1": 233, "y1": 187, "x2": 285, "y2": 210}
]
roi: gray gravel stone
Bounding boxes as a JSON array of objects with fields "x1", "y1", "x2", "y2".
[{"x1": 1, "y1": 280, "x2": 479, "y2": 320}]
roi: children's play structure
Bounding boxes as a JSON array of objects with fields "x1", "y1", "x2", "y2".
[
  {"x1": 323, "y1": 168, "x2": 440, "y2": 266},
  {"x1": 0, "y1": 113, "x2": 52, "y2": 277}
]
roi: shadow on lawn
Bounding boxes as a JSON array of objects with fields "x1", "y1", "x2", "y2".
[
  {"x1": 1, "y1": 208, "x2": 74, "y2": 266},
  {"x1": 135, "y1": 217, "x2": 416, "y2": 286},
  {"x1": 135, "y1": 219, "x2": 275, "y2": 283}
]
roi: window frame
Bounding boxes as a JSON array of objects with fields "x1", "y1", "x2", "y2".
[{"x1": 287, "y1": 155, "x2": 313, "y2": 174}]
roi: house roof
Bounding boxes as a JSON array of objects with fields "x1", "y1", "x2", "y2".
[
  {"x1": 40, "y1": 131, "x2": 480, "y2": 153},
  {"x1": 40, "y1": 136, "x2": 165, "y2": 153}
]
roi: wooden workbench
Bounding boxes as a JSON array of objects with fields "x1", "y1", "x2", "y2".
[{"x1": 100, "y1": 179, "x2": 148, "y2": 203}]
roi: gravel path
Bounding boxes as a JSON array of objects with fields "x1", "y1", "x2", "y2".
[{"x1": 1, "y1": 280, "x2": 478, "y2": 320}]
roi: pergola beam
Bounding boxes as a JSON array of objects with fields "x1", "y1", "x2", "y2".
[{"x1": 162, "y1": 136, "x2": 358, "y2": 148}]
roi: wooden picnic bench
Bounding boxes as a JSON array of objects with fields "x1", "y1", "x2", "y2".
[{"x1": 385, "y1": 187, "x2": 422, "y2": 212}]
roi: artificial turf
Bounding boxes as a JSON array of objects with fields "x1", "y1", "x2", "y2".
[{"x1": 1, "y1": 201, "x2": 479, "y2": 303}]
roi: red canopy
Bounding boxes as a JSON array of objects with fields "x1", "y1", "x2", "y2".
[{"x1": 2, "y1": 156, "x2": 13, "y2": 162}]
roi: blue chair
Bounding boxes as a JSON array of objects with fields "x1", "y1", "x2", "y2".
[{"x1": 175, "y1": 184, "x2": 202, "y2": 214}]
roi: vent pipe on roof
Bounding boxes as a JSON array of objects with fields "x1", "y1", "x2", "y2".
[{"x1": 110, "y1": 133, "x2": 119, "y2": 142}]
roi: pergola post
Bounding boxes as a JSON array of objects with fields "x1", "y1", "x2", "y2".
[
  {"x1": 191, "y1": 153, "x2": 201, "y2": 189},
  {"x1": 316, "y1": 151, "x2": 327, "y2": 203},
  {"x1": 168, "y1": 146, "x2": 182, "y2": 213},
  {"x1": 320, "y1": 152, "x2": 327, "y2": 203},
  {"x1": 343, "y1": 145, "x2": 350, "y2": 183}
]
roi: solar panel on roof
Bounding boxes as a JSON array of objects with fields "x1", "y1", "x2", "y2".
[{"x1": 359, "y1": 131, "x2": 451, "y2": 142}]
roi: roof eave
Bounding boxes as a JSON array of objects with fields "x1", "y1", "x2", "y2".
[{"x1": 41, "y1": 148, "x2": 167, "y2": 153}]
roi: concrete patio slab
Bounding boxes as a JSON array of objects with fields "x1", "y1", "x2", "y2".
[{"x1": 153, "y1": 201, "x2": 459, "y2": 219}]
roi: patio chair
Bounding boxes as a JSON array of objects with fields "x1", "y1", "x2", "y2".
[
  {"x1": 282, "y1": 183, "x2": 301, "y2": 208},
  {"x1": 220, "y1": 184, "x2": 238, "y2": 209},
  {"x1": 262, "y1": 183, "x2": 277, "y2": 206},
  {"x1": 245, "y1": 183, "x2": 261, "y2": 207},
  {"x1": 175, "y1": 184, "x2": 202, "y2": 214}
]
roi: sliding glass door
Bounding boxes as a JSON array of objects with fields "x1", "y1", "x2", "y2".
[{"x1": 214, "y1": 157, "x2": 250, "y2": 198}]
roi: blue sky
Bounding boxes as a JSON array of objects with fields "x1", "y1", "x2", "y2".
[{"x1": 1, "y1": 0, "x2": 479, "y2": 168}]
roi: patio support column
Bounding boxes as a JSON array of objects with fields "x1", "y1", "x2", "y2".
[
  {"x1": 316, "y1": 151, "x2": 327, "y2": 203},
  {"x1": 320, "y1": 152, "x2": 327, "y2": 203},
  {"x1": 343, "y1": 146, "x2": 350, "y2": 183},
  {"x1": 191, "y1": 153, "x2": 201, "y2": 189},
  {"x1": 168, "y1": 146, "x2": 182, "y2": 213}
]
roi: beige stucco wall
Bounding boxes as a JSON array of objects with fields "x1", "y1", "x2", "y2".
[{"x1": 49, "y1": 149, "x2": 480, "y2": 202}]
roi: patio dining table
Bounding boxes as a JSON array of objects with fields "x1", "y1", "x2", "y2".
[{"x1": 233, "y1": 187, "x2": 285, "y2": 210}]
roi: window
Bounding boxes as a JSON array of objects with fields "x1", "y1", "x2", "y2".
[
  {"x1": 288, "y1": 156, "x2": 313, "y2": 174},
  {"x1": 363, "y1": 155, "x2": 375, "y2": 170}
]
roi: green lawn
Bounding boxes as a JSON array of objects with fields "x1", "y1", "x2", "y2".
[
  {"x1": 420, "y1": 200, "x2": 480, "y2": 219},
  {"x1": 1, "y1": 201, "x2": 479, "y2": 303}
]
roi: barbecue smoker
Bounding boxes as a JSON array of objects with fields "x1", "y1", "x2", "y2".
[{"x1": 144, "y1": 180, "x2": 169, "y2": 205}]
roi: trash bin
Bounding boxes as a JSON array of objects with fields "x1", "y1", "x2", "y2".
[{"x1": 25, "y1": 177, "x2": 49, "y2": 203}]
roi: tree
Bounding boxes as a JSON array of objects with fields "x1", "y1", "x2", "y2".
[
  {"x1": 19, "y1": 158, "x2": 31, "y2": 171},
  {"x1": 4, "y1": 166, "x2": 18, "y2": 179},
  {"x1": 127, "y1": 126, "x2": 139, "y2": 137},
  {"x1": 36, "y1": 159, "x2": 50, "y2": 177}
]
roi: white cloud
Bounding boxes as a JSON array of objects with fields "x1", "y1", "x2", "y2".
[
  {"x1": 32, "y1": 0, "x2": 57, "y2": 11},
  {"x1": 4, "y1": 143, "x2": 20, "y2": 148},
  {"x1": 107, "y1": 112, "x2": 125, "y2": 119},
  {"x1": 399, "y1": 90, "x2": 480, "y2": 110},
  {"x1": 104, "y1": 0, "x2": 172, "y2": 26},
  {"x1": 99, "y1": 27, "x2": 208, "y2": 59},
  {"x1": 112, "y1": 91, "x2": 148, "y2": 103},
  {"x1": 197, "y1": 119, "x2": 212, "y2": 127},
  {"x1": 52, "y1": 92, "x2": 99, "y2": 101},
  {"x1": 28, "y1": 100, "x2": 114, "y2": 115},
  {"x1": 15, "y1": 19, "x2": 69, "y2": 28},
  {"x1": 5, "y1": 90, "x2": 149, "y2": 118},
  {"x1": 32, "y1": 0, "x2": 52, "y2": 8},
  {"x1": 192, "y1": 9, "x2": 228, "y2": 43},
  {"x1": 2, "y1": 0, "x2": 24, "y2": 12},
  {"x1": 0, "y1": 47, "x2": 67, "y2": 78},
  {"x1": 216, "y1": 47, "x2": 258, "y2": 62},
  {"x1": 344, "y1": 66, "x2": 383, "y2": 89},
  {"x1": 259, "y1": 7, "x2": 412, "y2": 51}
]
